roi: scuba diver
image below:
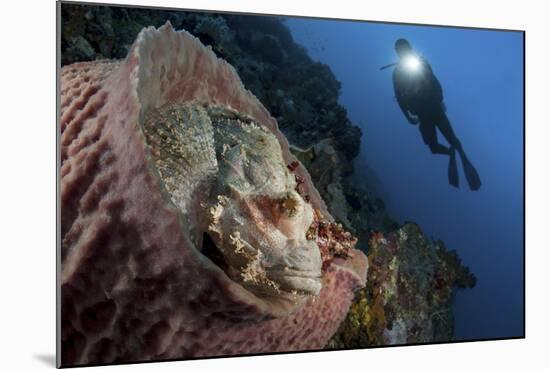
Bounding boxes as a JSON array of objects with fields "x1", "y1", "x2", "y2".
[{"x1": 382, "y1": 38, "x2": 481, "y2": 190}]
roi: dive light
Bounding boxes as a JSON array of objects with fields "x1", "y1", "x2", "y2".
[{"x1": 379, "y1": 54, "x2": 422, "y2": 72}]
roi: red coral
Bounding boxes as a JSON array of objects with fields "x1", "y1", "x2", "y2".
[
  {"x1": 287, "y1": 161, "x2": 299, "y2": 172},
  {"x1": 308, "y1": 209, "x2": 356, "y2": 271}
]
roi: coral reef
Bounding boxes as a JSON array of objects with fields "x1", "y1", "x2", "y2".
[
  {"x1": 60, "y1": 4, "x2": 361, "y2": 172},
  {"x1": 287, "y1": 136, "x2": 474, "y2": 348},
  {"x1": 306, "y1": 209, "x2": 357, "y2": 272},
  {"x1": 60, "y1": 23, "x2": 367, "y2": 366},
  {"x1": 291, "y1": 139, "x2": 399, "y2": 252},
  {"x1": 327, "y1": 223, "x2": 476, "y2": 348},
  {"x1": 291, "y1": 139, "x2": 353, "y2": 232},
  {"x1": 193, "y1": 16, "x2": 233, "y2": 48},
  {"x1": 60, "y1": 4, "x2": 477, "y2": 357}
]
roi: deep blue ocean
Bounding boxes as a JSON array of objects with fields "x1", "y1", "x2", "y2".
[{"x1": 286, "y1": 17, "x2": 524, "y2": 341}]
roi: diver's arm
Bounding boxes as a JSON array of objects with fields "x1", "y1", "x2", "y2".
[
  {"x1": 395, "y1": 90, "x2": 418, "y2": 125},
  {"x1": 396, "y1": 93, "x2": 418, "y2": 125},
  {"x1": 393, "y1": 71, "x2": 418, "y2": 125}
]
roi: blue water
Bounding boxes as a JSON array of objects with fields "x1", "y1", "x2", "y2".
[{"x1": 285, "y1": 18, "x2": 524, "y2": 341}]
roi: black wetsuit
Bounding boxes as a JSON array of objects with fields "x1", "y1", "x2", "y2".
[{"x1": 392, "y1": 56, "x2": 462, "y2": 154}]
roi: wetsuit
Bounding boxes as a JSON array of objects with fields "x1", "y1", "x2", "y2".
[{"x1": 392, "y1": 57, "x2": 462, "y2": 154}]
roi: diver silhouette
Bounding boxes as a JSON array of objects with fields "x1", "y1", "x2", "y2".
[{"x1": 386, "y1": 38, "x2": 481, "y2": 190}]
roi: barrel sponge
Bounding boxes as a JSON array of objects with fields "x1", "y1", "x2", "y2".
[{"x1": 60, "y1": 22, "x2": 367, "y2": 366}]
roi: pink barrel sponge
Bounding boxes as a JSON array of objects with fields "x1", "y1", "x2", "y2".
[{"x1": 60, "y1": 22, "x2": 367, "y2": 366}]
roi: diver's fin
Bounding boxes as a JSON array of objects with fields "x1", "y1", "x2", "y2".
[
  {"x1": 459, "y1": 150, "x2": 482, "y2": 191},
  {"x1": 448, "y1": 149, "x2": 459, "y2": 188}
]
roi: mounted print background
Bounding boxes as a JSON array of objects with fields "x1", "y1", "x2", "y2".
[{"x1": 58, "y1": 2, "x2": 524, "y2": 366}]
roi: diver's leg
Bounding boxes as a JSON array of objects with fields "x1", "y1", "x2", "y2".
[
  {"x1": 419, "y1": 118, "x2": 458, "y2": 187},
  {"x1": 419, "y1": 120, "x2": 450, "y2": 155},
  {"x1": 435, "y1": 110, "x2": 462, "y2": 151},
  {"x1": 436, "y1": 112, "x2": 481, "y2": 190}
]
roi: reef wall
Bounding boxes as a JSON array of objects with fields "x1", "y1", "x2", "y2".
[
  {"x1": 61, "y1": 4, "x2": 361, "y2": 170},
  {"x1": 328, "y1": 224, "x2": 476, "y2": 347},
  {"x1": 60, "y1": 4, "x2": 476, "y2": 350}
]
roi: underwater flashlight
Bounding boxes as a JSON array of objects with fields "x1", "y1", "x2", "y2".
[{"x1": 403, "y1": 55, "x2": 421, "y2": 72}]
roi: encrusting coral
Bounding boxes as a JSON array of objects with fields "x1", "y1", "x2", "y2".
[
  {"x1": 328, "y1": 223, "x2": 476, "y2": 347},
  {"x1": 286, "y1": 136, "x2": 476, "y2": 348},
  {"x1": 60, "y1": 23, "x2": 367, "y2": 366}
]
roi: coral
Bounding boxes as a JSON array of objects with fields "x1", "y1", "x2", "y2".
[
  {"x1": 344, "y1": 182, "x2": 397, "y2": 231},
  {"x1": 290, "y1": 139, "x2": 352, "y2": 231},
  {"x1": 60, "y1": 23, "x2": 367, "y2": 366},
  {"x1": 328, "y1": 223, "x2": 476, "y2": 348},
  {"x1": 64, "y1": 35, "x2": 96, "y2": 61},
  {"x1": 60, "y1": 5, "x2": 362, "y2": 171},
  {"x1": 193, "y1": 15, "x2": 233, "y2": 46},
  {"x1": 306, "y1": 209, "x2": 356, "y2": 271},
  {"x1": 192, "y1": 15, "x2": 238, "y2": 59},
  {"x1": 290, "y1": 139, "x2": 398, "y2": 255},
  {"x1": 60, "y1": 5, "x2": 477, "y2": 355}
]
